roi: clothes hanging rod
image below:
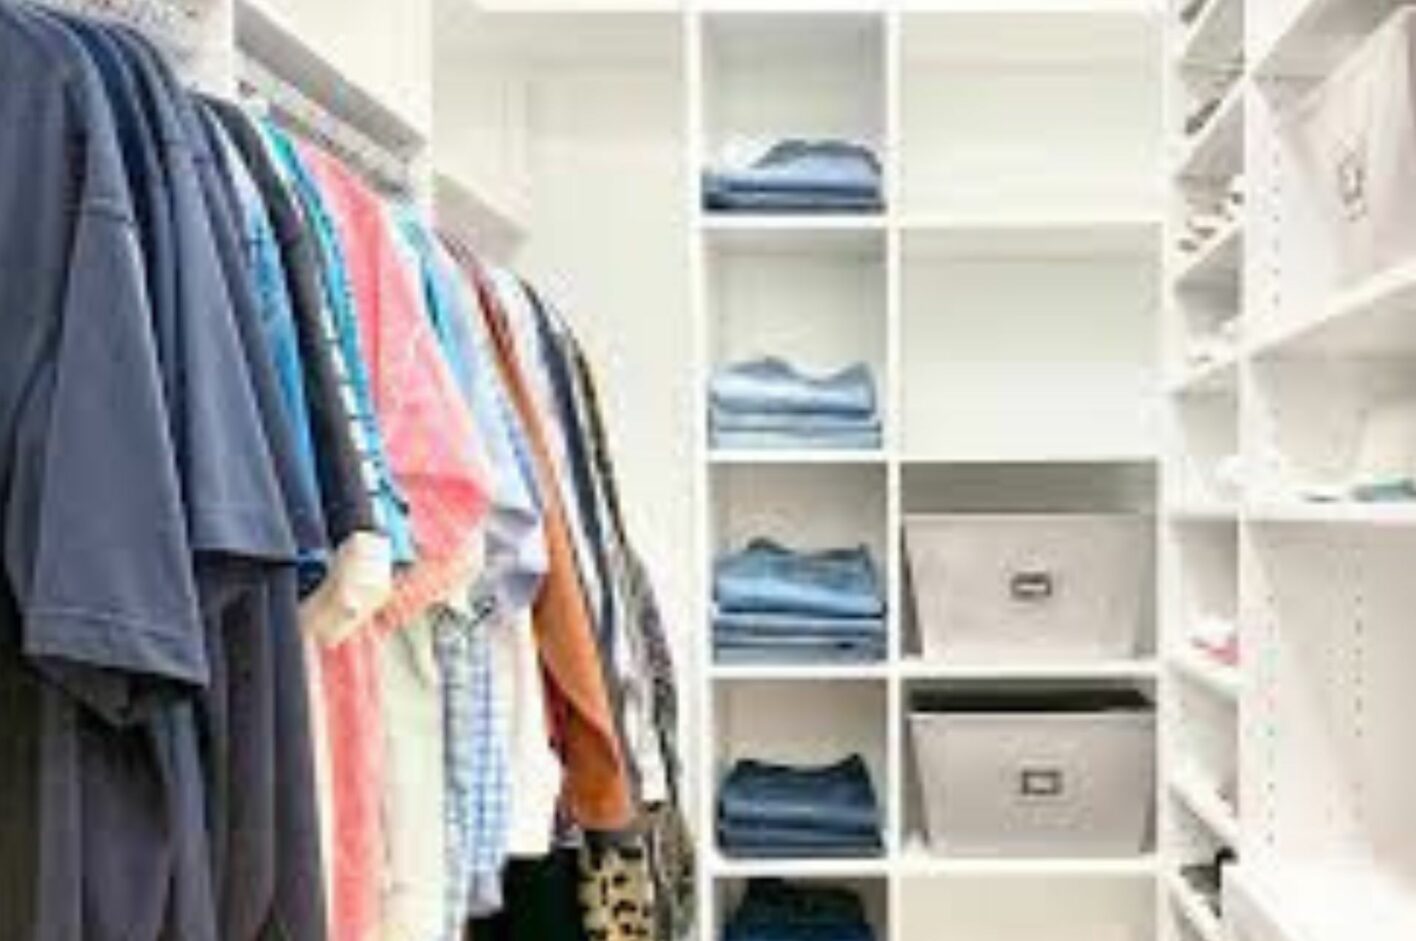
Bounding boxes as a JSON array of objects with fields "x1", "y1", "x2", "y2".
[
  {"x1": 237, "y1": 53, "x2": 413, "y2": 198},
  {"x1": 35, "y1": 0, "x2": 204, "y2": 61}
]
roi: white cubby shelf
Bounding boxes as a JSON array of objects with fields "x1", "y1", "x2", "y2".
[{"x1": 693, "y1": 7, "x2": 1166, "y2": 940}]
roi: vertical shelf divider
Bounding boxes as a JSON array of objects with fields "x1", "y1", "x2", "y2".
[
  {"x1": 884, "y1": 8, "x2": 904, "y2": 939},
  {"x1": 683, "y1": 7, "x2": 715, "y2": 936}
]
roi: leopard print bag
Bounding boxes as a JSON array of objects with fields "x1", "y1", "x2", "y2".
[{"x1": 578, "y1": 835, "x2": 655, "y2": 941}]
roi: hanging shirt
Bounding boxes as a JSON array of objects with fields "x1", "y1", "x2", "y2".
[
  {"x1": 299, "y1": 144, "x2": 492, "y2": 628},
  {"x1": 264, "y1": 125, "x2": 414, "y2": 569},
  {"x1": 208, "y1": 114, "x2": 321, "y2": 514},
  {"x1": 186, "y1": 86, "x2": 331, "y2": 941},
  {"x1": 454, "y1": 249, "x2": 635, "y2": 832},
  {"x1": 378, "y1": 612, "x2": 449, "y2": 941},
  {"x1": 0, "y1": 11, "x2": 209, "y2": 941},
  {"x1": 389, "y1": 212, "x2": 549, "y2": 922},
  {"x1": 495, "y1": 610, "x2": 564, "y2": 858},
  {"x1": 255, "y1": 122, "x2": 395, "y2": 647}
]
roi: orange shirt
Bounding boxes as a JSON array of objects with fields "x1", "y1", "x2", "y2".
[{"x1": 458, "y1": 250, "x2": 634, "y2": 831}]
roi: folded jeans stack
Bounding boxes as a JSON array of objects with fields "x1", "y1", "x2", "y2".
[
  {"x1": 724, "y1": 879, "x2": 875, "y2": 941},
  {"x1": 718, "y1": 756, "x2": 883, "y2": 858},
  {"x1": 713, "y1": 539, "x2": 886, "y2": 663},
  {"x1": 710, "y1": 358, "x2": 881, "y2": 450},
  {"x1": 703, "y1": 140, "x2": 883, "y2": 214}
]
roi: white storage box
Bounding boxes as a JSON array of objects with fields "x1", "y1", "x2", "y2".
[
  {"x1": 904, "y1": 514, "x2": 1150, "y2": 663},
  {"x1": 1284, "y1": 7, "x2": 1416, "y2": 289},
  {"x1": 910, "y1": 690, "x2": 1155, "y2": 857}
]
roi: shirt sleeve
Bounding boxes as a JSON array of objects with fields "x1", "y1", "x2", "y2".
[{"x1": 4, "y1": 108, "x2": 205, "y2": 726}]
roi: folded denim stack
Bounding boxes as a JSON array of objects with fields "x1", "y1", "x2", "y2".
[
  {"x1": 724, "y1": 879, "x2": 875, "y2": 941},
  {"x1": 703, "y1": 140, "x2": 884, "y2": 214},
  {"x1": 713, "y1": 539, "x2": 886, "y2": 664},
  {"x1": 718, "y1": 756, "x2": 883, "y2": 858},
  {"x1": 710, "y1": 358, "x2": 881, "y2": 450}
]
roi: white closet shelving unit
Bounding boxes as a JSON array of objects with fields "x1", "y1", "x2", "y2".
[
  {"x1": 33, "y1": 3, "x2": 1416, "y2": 940},
  {"x1": 1165, "y1": 0, "x2": 1416, "y2": 939},
  {"x1": 691, "y1": 4, "x2": 1165, "y2": 940},
  {"x1": 1161, "y1": 0, "x2": 1245, "y2": 938}
]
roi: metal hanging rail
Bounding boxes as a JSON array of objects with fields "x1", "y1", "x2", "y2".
[{"x1": 238, "y1": 52, "x2": 414, "y2": 197}]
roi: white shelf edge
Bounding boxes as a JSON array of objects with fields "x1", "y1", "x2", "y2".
[
  {"x1": 1244, "y1": 258, "x2": 1416, "y2": 359},
  {"x1": 1164, "y1": 349, "x2": 1238, "y2": 396},
  {"x1": 1171, "y1": 216, "x2": 1242, "y2": 289},
  {"x1": 899, "y1": 657, "x2": 1159, "y2": 681},
  {"x1": 707, "y1": 448, "x2": 889, "y2": 466},
  {"x1": 1226, "y1": 860, "x2": 1416, "y2": 941},
  {"x1": 711, "y1": 853, "x2": 892, "y2": 880},
  {"x1": 1168, "y1": 649, "x2": 1242, "y2": 699},
  {"x1": 1251, "y1": 0, "x2": 1392, "y2": 81},
  {"x1": 1169, "y1": 772, "x2": 1241, "y2": 847},
  {"x1": 1245, "y1": 501, "x2": 1416, "y2": 527},
  {"x1": 1166, "y1": 872, "x2": 1227, "y2": 941},
  {"x1": 697, "y1": 213, "x2": 889, "y2": 233},
  {"x1": 900, "y1": 212, "x2": 1164, "y2": 233},
  {"x1": 898, "y1": 843, "x2": 1160, "y2": 878},
  {"x1": 1175, "y1": 0, "x2": 1242, "y2": 68},
  {"x1": 1165, "y1": 501, "x2": 1240, "y2": 522},
  {"x1": 433, "y1": 166, "x2": 529, "y2": 248},
  {"x1": 900, "y1": 451, "x2": 1161, "y2": 466},
  {"x1": 1173, "y1": 76, "x2": 1245, "y2": 181},
  {"x1": 235, "y1": 0, "x2": 428, "y2": 153},
  {"x1": 709, "y1": 662, "x2": 891, "y2": 682}
]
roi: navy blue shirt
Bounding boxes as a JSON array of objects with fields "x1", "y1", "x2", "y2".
[
  {"x1": 113, "y1": 28, "x2": 326, "y2": 941},
  {"x1": 0, "y1": 8, "x2": 207, "y2": 941}
]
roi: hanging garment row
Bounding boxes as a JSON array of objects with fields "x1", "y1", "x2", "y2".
[{"x1": 0, "y1": 4, "x2": 691, "y2": 940}]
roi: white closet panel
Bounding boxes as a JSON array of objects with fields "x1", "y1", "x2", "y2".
[
  {"x1": 900, "y1": 11, "x2": 1162, "y2": 219},
  {"x1": 901, "y1": 241, "x2": 1159, "y2": 462},
  {"x1": 702, "y1": 13, "x2": 885, "y2": 162},
  {"x1": 707, "y1": 228, "x2": 888, "y2": 401},
  {"x1": 711, "y1": 463, "x2": 889, "y2": 563},
  {"x1": 898, "y1": 873, "x2": 1156, "y2": 941}
]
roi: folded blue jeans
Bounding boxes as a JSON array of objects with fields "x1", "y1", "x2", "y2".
[
  {"x1": 711, "y1": 427, "x2": 883, "y2": 451},
  {"x1": 717, "y1": 828, "x2": 883, "y2": 859},
  {"x1": 718, "y1": 756, "x2": 882, "y2": 853},
  {"x1": 713, "y1": 609, "x2": 886, "y2": 637},
  {"x1": 713, "y1": 643, "x2": 886, "y2": 665},
  {"x1": 704, "y1": 140, "x2": 883, "y2": 197},
  {"x1": 726, "y1": 880, "x2": 875, "y2": 941},
  {"x1": 704, "y1": 187, "x2": 884, "y2": 213},
  {"x1": 714, "y1": 540, "x2": 884, "y2": 620},
  {"x1": 711, "y1": 358, "x2": 878, "y2": 418}
]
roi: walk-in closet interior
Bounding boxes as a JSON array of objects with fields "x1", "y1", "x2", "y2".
[{"x1": 2, "y1": 0, "x2": 1415, "y2": 939}]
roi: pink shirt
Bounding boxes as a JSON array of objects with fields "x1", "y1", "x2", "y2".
[{"x1": 299, "y1": 142, "x2": 491, "y2": 941}]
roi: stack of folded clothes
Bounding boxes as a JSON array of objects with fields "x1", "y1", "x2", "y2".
[
  {"x1": 718, "y1": 755, "x2": 883, "y2": 858},
  {"x1": 724, "y1": 879, "x2": 875, "y2": 941},
  {"x1": 713, "y1": 539, "x2": 886, "y2": 664},
  {"x1": 703, "y1": 139, "x2": 884, "y2": 214},
  {"x1": 710, "y1": 357, "x2": 881, "y2": 450}
]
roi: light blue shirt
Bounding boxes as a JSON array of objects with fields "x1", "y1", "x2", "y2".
[{"x1": 260, "y1": 123, "x2": 415, "y2": 564}]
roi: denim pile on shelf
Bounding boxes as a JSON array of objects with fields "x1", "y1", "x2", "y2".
[
  {"x1": 717, "y1": 756, "x2": 883, "y2": 858},
  {"x1": 724, "y1": 879, "x2": 875, "y2": 941},
  {"x1": 710, "y1": 358, "x2": 881, "y2": 450},
  {"x1": 703, "y1": 139, "x2": 883, "y2": 214},
  {"x1": 713, "y1": 539, "x2": 886, "y2": 664}
]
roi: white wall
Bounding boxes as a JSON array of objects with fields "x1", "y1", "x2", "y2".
[
  {"x1": 510, "y1": 50, "x2": 698, "y2": 808},
  {"x1": 257, "y1": 0, "x2": 435, "y2": 135}
]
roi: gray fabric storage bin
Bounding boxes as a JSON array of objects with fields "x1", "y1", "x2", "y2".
[
  {"x1": 1284, "y1": 8, "x2": 1416, "y2": 289},
  {"x1": 904, "y1": 514, "x2": 1150, "y2": 663},
  {"x1": 910, "y1": 690, "x2": 1155, "y2": 857}
]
